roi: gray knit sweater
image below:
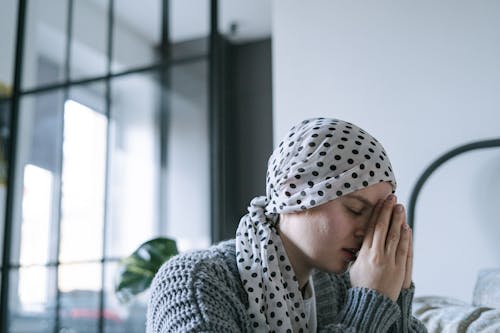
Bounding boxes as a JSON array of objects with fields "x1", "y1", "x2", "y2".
[{"x1": 147, "y1": 240, "x2": 427, "y2": 333}]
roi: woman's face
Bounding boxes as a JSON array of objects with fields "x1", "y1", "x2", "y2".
[{"x1": 279, "y1": 182, "x2": 393, "y2": 274}]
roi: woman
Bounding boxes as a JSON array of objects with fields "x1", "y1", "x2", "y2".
[{"x1": 147, "y1": 118, "x2": 427, "y2": 332}]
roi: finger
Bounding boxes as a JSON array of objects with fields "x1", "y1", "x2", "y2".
[
  {"x1": 385, "y1": 204, "x2": 405, "y2": 255},
  {"x1": 396, "y1": 214, "x2": 410, "y2": 267},
  {"x1": 403, "y1": 228, "x2": 414, "y2": 288},
  {"x1": 372, "y1": 195, "x2": 396, "y2": 253},
  {"x1": 362, "y1": 199, "x2": 384, "y2": 249}
]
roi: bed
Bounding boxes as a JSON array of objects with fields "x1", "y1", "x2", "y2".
[{"x1": 408, "y1": 139, "x2": 500, "y2": 333}]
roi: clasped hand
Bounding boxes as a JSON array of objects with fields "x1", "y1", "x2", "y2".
[{"x1": 349, "y1": 195, "x2": 413, "y2": 302}]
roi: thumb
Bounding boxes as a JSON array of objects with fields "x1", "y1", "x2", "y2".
[{"x1": 362, "y1": 200, "x2": 383, "y2": 249}]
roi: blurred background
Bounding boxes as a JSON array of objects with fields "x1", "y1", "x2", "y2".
[
  {"x1": 0, "y1": 0, "x2": 499, "y2": 332},
  {"x1": 0, "y1": 0, "x2": 272, "y2": 331}
]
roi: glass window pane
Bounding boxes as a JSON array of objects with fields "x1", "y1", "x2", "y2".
[
  {"x1": 0, "y1": 98, "x2": 10, "y2": 263},
  {"x1": 166, "y1": 60, "x2": 210, "y2": 251},
  {"x1": 104, "y1": 262, "x2": 146, "y2": 333},
  {"x1": 106, "y1": 71, "x2": 160, "y2": 258},
  {"x1": 69, "y1": 81, "x2": 107, "y2": 116},
  {"x1": 59, "y1": 96, "x2": 107, "y2": 263},
  {"x1": 22, "y1": 0, "x2": 68, "y2": 90},
  {"x1": 0, "y1": 0, "x2": 18, "y2": 87},
  {"x1": 170, "y1": 0, "x2": 209, "y2": 59},
  {"x1": 12, "y1": 91, "x2": 65, "y2": 266},
  {"x1": 111, "y1": 0, "x2": 161, "y2": 72},
  {"x1": 69, "y1": 0, "x2": 109, "y2": 81},
  {"x1": 9, "y1": 266, "x2": 57, "y2": 333},
  {"x1": 58, "y1": 263, "x2": 102, "y2": 333}
]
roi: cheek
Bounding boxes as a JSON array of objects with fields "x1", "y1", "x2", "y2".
[
  {"x1": 287, "y1": 218, "x2": 327, "y2": 255},
  {"x1": 319, "y1": 215, "x2": 355, "y2": 244},
  {"x1": 316, "y1": 219, "x2": 334, "y2": 239},
  {"x1": 309, "y1": 218, "x2": 338, "y2": 249}
]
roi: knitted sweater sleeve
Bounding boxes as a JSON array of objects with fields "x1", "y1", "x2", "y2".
[
  {"x1": 146, "y1": 251, "x2": 250, "y2": 333},
  {"x1": 390, "y1": 283, "x2": 428, "y2": 333},
  {"x1": 313, "y1": 271, "x2": 428, "y2": 333}
]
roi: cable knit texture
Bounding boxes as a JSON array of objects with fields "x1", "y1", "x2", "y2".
[{"x1": 147, "y1": 240, "x2": 427, "y2": 333}]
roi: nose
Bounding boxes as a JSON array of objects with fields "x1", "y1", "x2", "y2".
[
  {"x1": 354, "y1": 228, "x2": 365, "y2": 240},
  {"x1": 354, "y1": 218, "x2": 370, "y2": 239}
]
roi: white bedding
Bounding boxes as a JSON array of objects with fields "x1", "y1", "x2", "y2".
[{"x1": 413, "y1": 296, "x2": 500, "y2": 333}]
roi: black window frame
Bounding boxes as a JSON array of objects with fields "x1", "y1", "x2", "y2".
[{"x1": 0, "y1": 1, "x2": 227, "y2": 332}]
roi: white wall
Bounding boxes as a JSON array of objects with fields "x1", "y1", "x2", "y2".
[{"x1": 273, "y1": 0, "x2": 500, "y2": 302}]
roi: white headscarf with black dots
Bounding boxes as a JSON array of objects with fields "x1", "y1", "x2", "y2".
[{"x1": 235, "y1": 118, "x2": 397, "y2": 332}]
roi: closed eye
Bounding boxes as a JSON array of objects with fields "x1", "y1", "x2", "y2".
[{"x1": 346, "y1": 206, "x2": 364, "y2": 216}]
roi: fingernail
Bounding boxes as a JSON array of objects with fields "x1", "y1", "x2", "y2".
[
  {"x1": 403, "y1": 223, "x2": 409, "y2": 230},
  {"x1": 395, "y1": 204, "x2": 404, "y2": 212},
  {"x1": 386, "y1": 194, "x2": 395, "y2": 202}
]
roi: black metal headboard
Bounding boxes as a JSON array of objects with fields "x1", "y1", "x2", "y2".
[{"x1": 408, "y1": 138, "x2": 500, "y2": 230}]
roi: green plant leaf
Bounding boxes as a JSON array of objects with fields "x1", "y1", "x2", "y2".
[{"x1": 115, "y1": 237, "x2": 178, "y2": 304}]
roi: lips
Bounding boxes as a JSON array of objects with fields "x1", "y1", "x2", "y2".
[{"x1": 342, "y1": 248, "x2": 360, "y2": 262}]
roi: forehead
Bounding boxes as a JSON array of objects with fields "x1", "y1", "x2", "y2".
[
  {"x1": 343, "y1": 182, "x2": 393, "y2": 205},
  {"x1": 302, "y1": 182, "x2": 391, "y2": 216}
]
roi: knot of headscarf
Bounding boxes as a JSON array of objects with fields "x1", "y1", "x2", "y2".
[
  {"x1": 236, "y1": 118, "x2": 397, "y2": 332},
  {"x1": 247, "y1": 196, "x2": 278, "y2": 225},
  {"x1": 236, "y1": 196, "x2": 305, "y2": 332}
]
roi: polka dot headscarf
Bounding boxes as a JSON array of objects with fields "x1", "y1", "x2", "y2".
[{"x1": 236, "y1": 117, "x2": 397, "y2": 332}]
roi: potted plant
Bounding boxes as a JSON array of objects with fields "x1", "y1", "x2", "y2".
[{"x1": 114, "y1": 237, "x2": 178, "y2": 304}]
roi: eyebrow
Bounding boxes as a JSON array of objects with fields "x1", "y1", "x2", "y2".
[{"x1": 344, "y1": 194, "x2": 375, "y2": 208}]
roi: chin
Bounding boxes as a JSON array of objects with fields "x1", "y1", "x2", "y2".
[
  {"x1": 335, "y1": 265, "x2": 350, "y2": 274},
  {"x1": 317, "y1": 261, "x2": 347, "y2": 274}
]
